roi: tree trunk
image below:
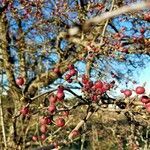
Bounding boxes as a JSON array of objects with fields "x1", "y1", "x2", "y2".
[{"x1": 0, "y1": 13, "x2": 24, "y2": 149}]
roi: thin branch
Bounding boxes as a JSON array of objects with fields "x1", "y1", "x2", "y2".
[
  {"x1": 57, "y1": 101, "x2": 87, "y2": 112},
  {"x1": 99, "y1": 0, "x2": 115, "y2": 46},
  {"x1": 80, "y1": 123, "x2": 86, "y2": 150},
  {"x1": 108, "y1": 22, "x2": 119, "y2": 33},
  {"x1": 84, "y1": 2, "x2": 150, "y2": 29},
  {"x1": 68, "y1": 2, "x2": 150, "y2": 36},
  {"x1": 24, "y1": 49, "x2": 83, "y2": 99},
  {"x1": 17, "y1": 19, "x2": 27, "y2": 79},
  {"x1": 64, "y1": 88, "x2": 88, "y2": 103},
  {"x1": 31, "y1": 89, "x2": 56, "y2": 101},
  {"x1": 0, "y1": 71, "x2": 7, "y2": 149},
  {"x1": 0, "y1": 14, "x2": 19, "y2": 89},
  {"x1": 68, "y1": 105, "x2": 99, "y2": 140}
]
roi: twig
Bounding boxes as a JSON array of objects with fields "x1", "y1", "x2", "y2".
[
  {"x1": 80, "y1": 123, "x2": 86, "y2": 150},
  {"x1": 31, "y1": 89, "x2": 56, "y2": 101},
  {"x1": 57, "y1": 101, "x2": 87, "y2": 112},
  {"x1": 68, "y1": 105, "x2": 99, "y2": 140},
  {"x1": 0, "y1": 71, "x2": 7, "y2": 149},
  {"x1": 52, "y1": 119, "x2": 71, "y2": 136},
  {"x1": 99, "y1": 0, "x2": 115, "y2": 46},
  {"x1": 85, "y1": 2, "x2": 150, "y2": 28},
  {"x1": 67, "y1": 2, "x2": 149, "y2": 37},
  {"x1": 64, "y1": 88, "x2": 88, "y2": 103},
  {"x1": 0, "y1": 95, "x2": 7, "y2": 149}
]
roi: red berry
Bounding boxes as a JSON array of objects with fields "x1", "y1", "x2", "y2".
[
  {"x1": 145, "y1": 103, "x2": 150, "y2": 113},
  {"x1": 68, "y1": 64, "x2": 74, "y2": 70},
  {"x1": 146, "y1": 106, "x2": 150, "y2": 113},
  {"x1": 85, "y1": 81, "x2": 93, "y2": 89},
  {"x1": 47, "y1": 117, "x2": 52, "y2": 124},
  {"x1": 144, "y1": 13, "x2": 150, "y2": 21},
  {"x1": 123, "y1": 89, "x2": 132, "y2": 97},
  {"x1": 41, "y1": 134, "x2": 46, "y2": 141},
  {"x1": 57, "y1": 91, "x2": 65, "y2": 101},
  {"x1": 65, "y1": 74, "x2": 71, "y2": 80},
  {"x1": 48, "y1": 105, "x2": 56, "y2": 113},
  {"x1": 69, "y1": 69, "x2": 77, "y2": 76},
  {"x1": 58, "y1": 85, "x2": 64, "y2": 92},
  {"x1": 32, "y1": 136, "x2": 38, "y2": 141},
  {"x1": 67, "y1": 78, "x2": 73, "y2": 83},
  {"x1": 94, "y1": 81, "x2": 103, "y2": 89},
  {"x1": 49, "y1": 95, "x2": 57, "y2": 104},
  {"x1": 120, "y1": 90, "x2": 124, "y2": 93},
  {"x1": 53, "y1": 142, "x2": 58, "y2": 149},
  {"x1": 20, "y1": 107, "x2": 29, "y2": 116},
  {"x1": 55, "y1": 118, "x2": 65, "y2": 127},
  {"x1": 145, "y1": 102, "x2": 150, "y2": 108},
  {"x1": 96, "y1": 87, "x2": 104, "y2": 94},
  {"x1": 140, "y1": 28, "x2": 145, "y2": 34},
  {"x1": 91, "y1": 85, "x2": 97, "y2": 91},
  {"x1": 91, "y1": 95, "x2": 98, "y2": 102},
  {"x1": 82, "y1": 74, "x2": 89, "y2": 84},
  {"x1": 102, "y1": 83, "x2": 110, "y2": 91},
  {"x1": 110, "y1": 83, "x2": 114, "y2": 88},
  {"x1": 40, "y1": 125, "x2": 47, "y2": 133},
  {"x1": 16, "y1": 77, "x2": 24, "y2": 86},
  {"x1": 71, "y1": 130, "x2": 79, "y2": 138},
  {"x1": 53, "y1": 67, "x2": 60, "y2": 74},
  {"x1": 39, "y1": 117, "x2": 48, "y2": 125},
  {"x1": 135, "y1": 86, "x2": 145, "y2": 94},
  {"x1": 141, "y1": 96, "x2": 150, "y2": 104},
  {"x1": 62, "y1": 111, "x2": 69, "y2": 117}
]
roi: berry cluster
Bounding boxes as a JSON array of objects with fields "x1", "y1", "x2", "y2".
[
  {"x1": 17, "y1": 64, "x2": 149, "y2": 146},
  {"x1": 121, "y1": 86, "x2": 150, "y2": 112},
  {"x1": 65, "y1": 64, "x2": 77, "y2": 83},
  {"x1": 81, "y1": 74, "x2": 113, "y2": 102}
]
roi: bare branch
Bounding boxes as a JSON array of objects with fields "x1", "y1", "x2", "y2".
[
  {"x1": 68, "y1": 105, "x2": 99, "y2": 140},
  {"x1": 84, "y1": 1, "x2": 150, "y2": 29},
  {"x1": 25, "y1": 54, "x2": 78, "y2": 98},
  {"x1": 0, "y1": 14, "x2": 19, "y2": 89},
  {"x1": 0, "y1": 72, "x2": 7, "y2": 149},
  {"x1": 68, "y1": 1, "x2": 150, "y2": 36}
]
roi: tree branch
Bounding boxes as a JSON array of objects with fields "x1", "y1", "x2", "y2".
[
  {"x1": 84, "y1": 2, "x2": 150, "y2": 30},
  {"x1": 25, "y1": 56, "x2": 78, "y2": 98},
  {"x1": 68, "y1": 105, "x2": 99, "y2": 140},
  {"x1": 17, "y1": 19, "x2": 27, "y2": 79},
  {"x1": 0, "y1": 14, "x2": 19, "y2": 89},
  {"x1": 68, "y1": 1, "x2": 150, "y2": 36}
]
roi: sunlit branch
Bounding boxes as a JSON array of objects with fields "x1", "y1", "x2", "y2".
[{"x1": 0, "y1": 14, "x2": 19, "y2": 89}]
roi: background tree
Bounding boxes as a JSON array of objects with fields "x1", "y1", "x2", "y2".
[{"x1": 0, "y1": 0, "x2": 150, "y2": 149}]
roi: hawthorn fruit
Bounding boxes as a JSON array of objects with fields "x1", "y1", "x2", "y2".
[
  {"x1": 55, "y1": 118, "x2": 65, "y2": 127},
  {"x1": 20, "y1": 107, "x2": 29, "y2": 116},
  {"x1": 71, "y1": 130, "x2": 79, "y2": 138},
  {"x1": 141, "y1": 96, "x2": 150, "y2": 104},
  {"x1": 123, "y1": 89, "x2": 132, "y2": 97},
  {"x1": 135, "y1": 86, "x2": 145, "y2": 94},
  {"x1": 48, "y1": 105, "x2": 56, "y2": 113},
  {"x1": 16, "y1": 77, "x2": 24, "y2": 86},
  {"x1": 49, "y1": 95, "x2": 57, "y2": 104},
  {"x1": 40, "y1": 125, "x2": 47, "y2": 133},
  {"x1": 32, "y1": 136, "x2": 38, "y2": 142}
]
